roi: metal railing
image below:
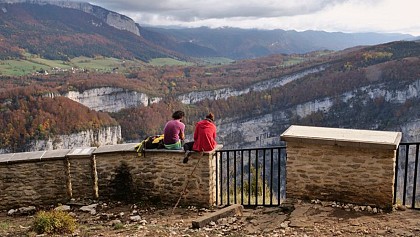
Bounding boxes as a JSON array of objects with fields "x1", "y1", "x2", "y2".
[
  {"x1": 215, "y1": 146, "x2": 286, "y2": 207},
  {"x1": 394, "y1": 142, "x2": 420, "y2": 209}
]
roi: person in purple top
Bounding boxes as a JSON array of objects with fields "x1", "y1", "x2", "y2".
[{"x1": 163, "y1": 111, "x2": 185, "y2": 150}]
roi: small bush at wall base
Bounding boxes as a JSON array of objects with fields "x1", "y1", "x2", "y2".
[
  {"x1": 32, "y1": 210, "x2": 77, "y2": 235},
  {"x1": 113, "y1": 222, "x2": 124, "y2": 230}
]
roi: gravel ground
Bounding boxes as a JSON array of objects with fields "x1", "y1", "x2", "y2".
[{"x1": 1, "y1": 200, "x2": 419, "y2": 236}]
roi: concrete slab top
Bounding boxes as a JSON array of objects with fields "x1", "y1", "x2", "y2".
[
  {"x1": 10, "y1": 151, "x2": 45, "y2": 162},
  {"x1": 0, "y1": 150, "x2": 71, "y2": 164},
  {"x1": 67, "y1": 147, "x2": 96, "y2": 157},
  {"x1": 93, "y1": 143, "x2": 138, "y2": 154},
  {"x1": 281, "y1": 125, "x2": 402, "y2": 149},
  {"x1": 0, "y1": 153, "x2": 14, "y2": 163},
  {"x1": 42, "y1": 149, "x2": 71, "y2": 159}
]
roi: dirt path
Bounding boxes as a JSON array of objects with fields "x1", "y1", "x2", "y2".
[{"x1": 1, "y1": 201, "x2": 420, "y2": 236}]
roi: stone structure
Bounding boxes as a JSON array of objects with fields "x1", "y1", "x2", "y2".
[
  {"x1": 281, "y1": 125, "x2": 402, "y2": 209},
  {"x1": 0, "y1": 144, "x2": 218, "y2": 210},
  {"x1": 0, "y1": 150, "x2": 70, "y2": 209}
]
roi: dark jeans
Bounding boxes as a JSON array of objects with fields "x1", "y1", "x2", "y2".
[{"x1": 183, "y1": 141, "x2": 194, "y2": 151}]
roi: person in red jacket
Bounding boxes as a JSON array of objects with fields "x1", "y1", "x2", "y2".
[{"x1": 183, "y1": 113, "x2": 217, "y2": 163}]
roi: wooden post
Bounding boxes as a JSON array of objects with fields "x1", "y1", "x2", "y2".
[
  {"x1": 92, "y1": 155, "x2": 99, "y2": 199},
  {"x1": 65, "y1": 157, "x2": 72, "y2": 199}
]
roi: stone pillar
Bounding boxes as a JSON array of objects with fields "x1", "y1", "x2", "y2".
[{"x1": 281, "y1": 125, "x2": 401, "y2": 209}]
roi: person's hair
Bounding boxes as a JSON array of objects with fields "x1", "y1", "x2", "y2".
[
  {"x1": 206, "y1": 112, "x2": 215, "y2": 122},
  {"x1": 172, "y1": 111, "x2": 185, "y2": 120}
]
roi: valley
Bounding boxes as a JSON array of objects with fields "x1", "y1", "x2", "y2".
[{"x1": 0, "y1": 1, "x2": 419, "y2": 153}]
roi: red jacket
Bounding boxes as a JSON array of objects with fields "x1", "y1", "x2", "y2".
[{"x1": 193, "y1": 119, "x2": 217, "y2": 152}]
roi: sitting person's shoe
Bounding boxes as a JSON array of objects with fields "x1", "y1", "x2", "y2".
[
  {"x1": 183, "y1": 151, "x2": 191, "y2": 163},
  {"x1": 183, "y1": 157, "x2": 189, "y2": 163}
]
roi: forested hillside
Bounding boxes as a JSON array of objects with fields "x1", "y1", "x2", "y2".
[
  {"x1": 0, "y1": 1, "x2": 413, "y2": 62},
  {"x1": 0, "y1": 2, "x2": 178, "y2": 61},
  {"x1": 0, "y1": 85, "x2": 117, "y2": 152},
  {"x1": 0, "y1": 1, "x2": 419, "y2": 152},
  {"x1": 111, "y1": 41, "x2": 420, "y2": 144},
  {"x1": 1, "y1": 40, "x2": 419, "y2": 151}
]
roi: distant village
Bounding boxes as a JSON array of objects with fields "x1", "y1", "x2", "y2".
[{"x1": 32, "y1": 66, "x2": 119, "y2": 76}]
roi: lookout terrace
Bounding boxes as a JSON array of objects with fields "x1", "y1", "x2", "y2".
[{"x1": 0, "y1": 125, "x2": 419, "y2": 213}]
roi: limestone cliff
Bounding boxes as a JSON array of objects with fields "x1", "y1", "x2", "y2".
[
  {"x1": 178, "y1": 66, "x2": 326, "y2": 104},
  {"x1": 217, "y1": 79, "x2": 420, "y2": 148},
  {"x1": 29, "y1": 125, "x2": 122, "y2": 151},
  {"x1": 3, "y1": 0, "x2": 140, "y2": 35},
  {"x1": 64, "y1": 87, "x2": 161, "y2": 113}
]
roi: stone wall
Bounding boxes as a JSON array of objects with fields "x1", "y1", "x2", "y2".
[
  {"x1": 286, "y1": 142, "x2": 396, "y2": 209},
  {"x1": 0, "y1": 159, "x2": 68, "y2": 209},
  {"x1": 68, "y1": 157, "x2": 94, "y2": 199},
  {"x1": 95, "y1": 151, "x2": 217, "y2": 206},
  {"x1": 0, "y1": 147, "x2": 217, "y2": 210},
  {"x1": 282, "y1": 125, "x2": 401, "y2": 209}
]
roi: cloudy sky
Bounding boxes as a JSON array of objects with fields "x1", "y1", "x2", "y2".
[{"x1": 89, "y1": 0, "x2": 420, "y2": 36}]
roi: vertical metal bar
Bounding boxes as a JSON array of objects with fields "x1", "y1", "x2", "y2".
[
  {"x1": 412, "y1": 145, "x2": 420, "y2": 208},
  {"x1": 241, "y1": 150, "x2": 244, "y2": 205},
  {"x1": 255, "y1": 149, "x2": 259, "y2": 206},
  {"x1": 394, "y1": 145, "x2": 400, "y2": 204},
  {"x1": 234, "y1": 150, "x2": 237, "y2": 204},
  {"x1": 263, "y1": 149, "x2": 266, "y2": 205},
  {"x1": 278, "y1": 148, "x2": 281, "y2": 204},
  {"x1": 403, "y1": 145, "x2": 410, "y2": 206},
  {"x1": 220, "y1": 151, "x2": 223, "y2": 205},
  {"x1": 216, "y1": 151, "x2": 219, "y2": 206},
  {"x1": 248, "y1": 150, "x2": 251, "y2": 206},
  {"x1": 270, "y1": 148, "x2": 274, "y2": 205},
  {"x1": 227, "y1": 151, "x2": 230, "y2": 205}
]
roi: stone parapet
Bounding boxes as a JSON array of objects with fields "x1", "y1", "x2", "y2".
[
  {"x1": 0, "y1": 160, "x2": 68, "y2": 209},
  {"x1": 0, "y1": 145, "x2": 218, "y2": 210},
  {"x1": 281, "y1": 125, "x2": 401, "y2": 209},
  {"x1": 95, "y1": 150, "x2": 217, "y2": 206}
]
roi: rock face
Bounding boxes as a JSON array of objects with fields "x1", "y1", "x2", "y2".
[
  {"x1": 4, "y1": 0, "x2": 140, "y2": 35},
  {"x1": 64, "y1": 87, "x2": 161, "y2": 112},
  {"x1": 217, "y1": 79, "x2": 420, "y2": 148},
  {"x1": 29, "y1": 125, "x2": 122, "y2": 151},
  {"x1": 178, "y1": 66, "x2": 326, "y2": 104},
  {"x1": 400, "y1": 120, "x2": 420, "y2": 142},
  {"x1": 217, "y1": 114, "x2": 280, "y2": 149}
]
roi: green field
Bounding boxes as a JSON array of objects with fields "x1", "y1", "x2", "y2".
[
  {"x1": 0, "y1": 53, "x2": 203, "y2": 76},
  {"x1": 149, "y1": 58, "x2": 194, "y2": 66},
  {"x1": 0, "y1": 53, "x2": 311, "y2": 76},
  {"x1": 0, "y1": 59, "x2": 49, "y2": 76},
  {"x1": 0, "y1": 54, "x2": 147, "y2": 76},
  {"x1": 198, "y1": 57, "x2": 235, "y2": 65},
  {"x1": 70, "y1": 56, "x2": 130, "y2": 71},
  {"x1": 282, "y1": 57, "x2": 306, "y2": 67}
]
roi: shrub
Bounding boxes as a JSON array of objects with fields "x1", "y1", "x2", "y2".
[
  {"x1": 113, "y1": 222, "x2": 124, "y2": 230},
  {"x1": 32, "y1": 210, "x2": 77, "y2": 235}
]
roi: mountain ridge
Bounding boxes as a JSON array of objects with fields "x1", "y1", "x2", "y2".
[
  {"x1": 0, "y1": 0, "x2": 140, "y2": 35},
  {"x1": 1, "y1": 2, "x2": 420, "y2": 152},
  {"x1": 0, "y1": 1, "x2": 183, "y2": 61},
  {"x1": 142, "y1": 26, "x2": 413, "y2": 59},
  {"x1": 0, "y1": 1, "x2": 414, "y2": 61}
]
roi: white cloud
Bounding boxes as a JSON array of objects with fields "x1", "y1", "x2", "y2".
[{"x1": 89, "y1": 0, "x2": 420, "y2": 35}]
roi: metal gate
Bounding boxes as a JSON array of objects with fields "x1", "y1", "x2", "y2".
[
  {"x1": 394, "y1": 142, "x2": 420, "y2": 209},
  {"x1": 215, "y1": 146, "x2": 287, "y2": 207}
]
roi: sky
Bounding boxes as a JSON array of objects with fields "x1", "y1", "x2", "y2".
[{"x1": 88, "y1": 0, "x2": 420, "y2": 36}]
